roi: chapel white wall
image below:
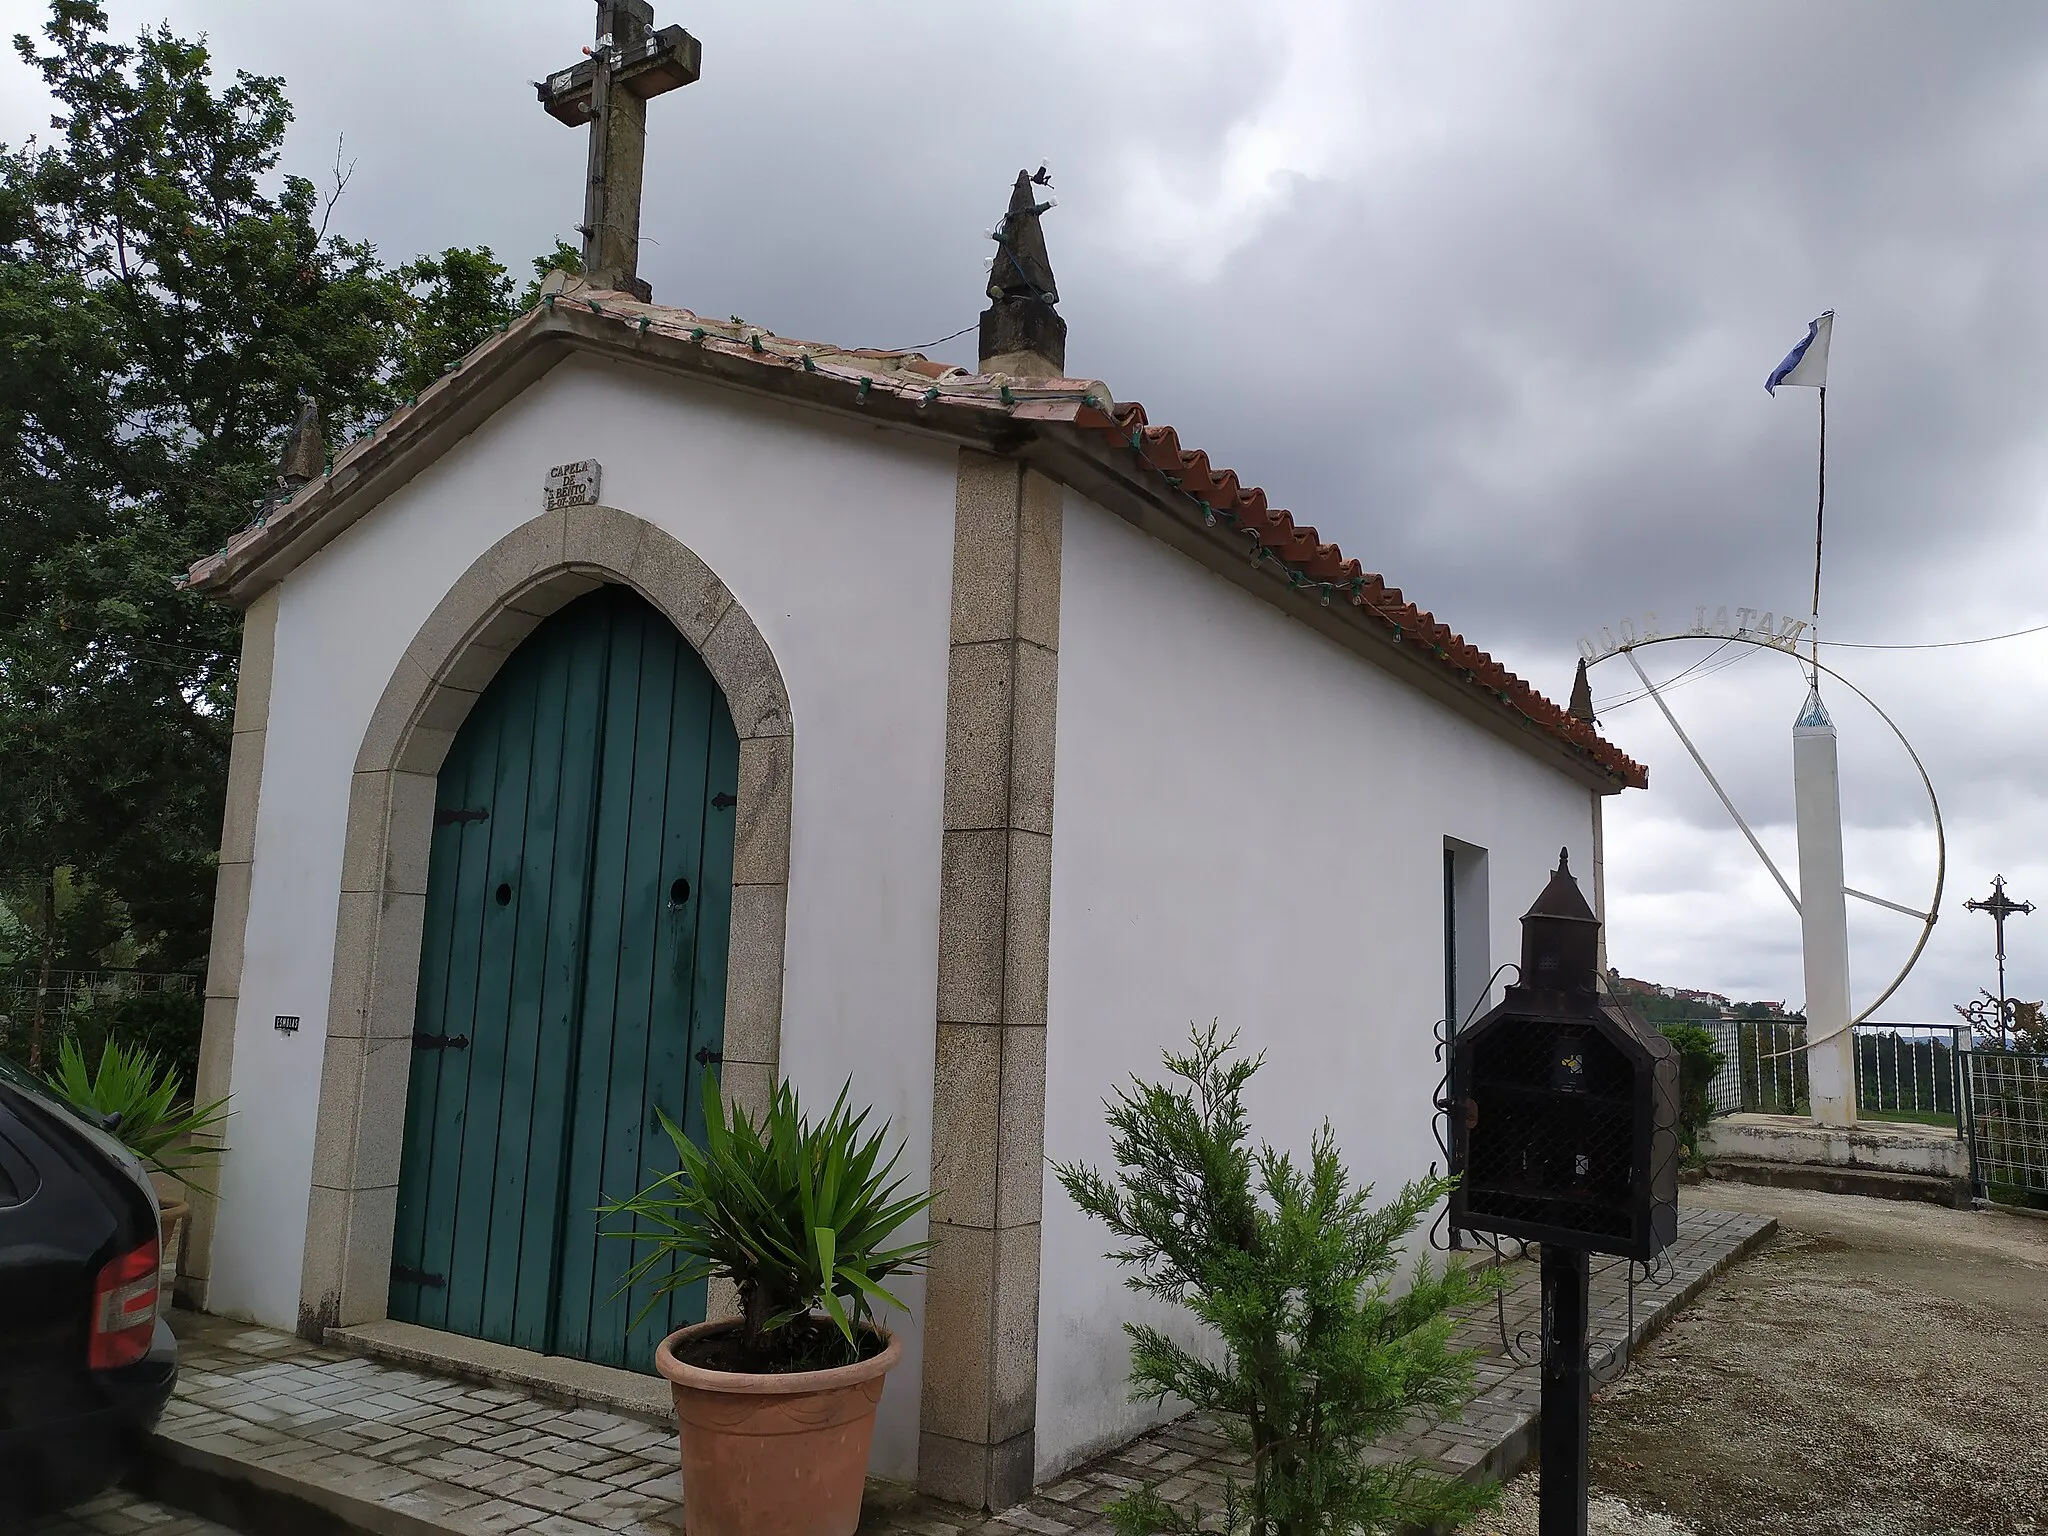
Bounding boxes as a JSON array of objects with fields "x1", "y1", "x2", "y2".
[
  {"x1": 205, "y1": 357, "x2": 957, "y2": 1479},
  {"x1": 1036, "y1": 495, "x2": 1603, "y2": 1478}
]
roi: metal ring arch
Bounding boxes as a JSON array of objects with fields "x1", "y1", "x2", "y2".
[{"x1": 1592, "y1": 633, "x2": 1944, "y2": 1030}]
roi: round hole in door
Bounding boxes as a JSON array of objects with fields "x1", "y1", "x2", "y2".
[
  {"x1": 494, "y1": 882, "x2": 512, "y2": 906},
  {"x1": 670, "y1": 877, "x2": 691, "y2": 906}
]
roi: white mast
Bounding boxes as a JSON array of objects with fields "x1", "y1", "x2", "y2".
[{"x1": 1793, "y1": 686, "x2": 1857, "y2": 1125}]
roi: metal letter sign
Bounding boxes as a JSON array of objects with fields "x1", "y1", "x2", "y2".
[
  {"x1": 1578, "y1": 603, "x2": 1810, "y2": 663},
  {"x1": 543, "y1": 460, "x2": 603, "y2": 512}
]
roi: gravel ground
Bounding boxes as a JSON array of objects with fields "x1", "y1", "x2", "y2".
[{"x1": 1467, "y1": 1184, "x2": 2048, "y2": 1536}]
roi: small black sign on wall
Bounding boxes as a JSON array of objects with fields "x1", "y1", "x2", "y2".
[{"x1": 274, "y1": 1015, "x2": 300, "y2": 1035}]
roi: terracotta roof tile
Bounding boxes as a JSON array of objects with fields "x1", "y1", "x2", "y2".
[{"x1": 182, "y1": 290, "x2": 1645, "y2": 790}]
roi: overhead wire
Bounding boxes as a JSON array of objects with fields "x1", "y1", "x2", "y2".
[
  {"x1": 897, "y1": 320, "x2": 976, "y2": 352},
  {"x1": 1590, "y1": 616, "x2": 2048, "y2": 716},
  {"x1": 1818, "y1": 619, "x2": 2048, "y2": 651},
  {"x1": 1586, "y1": 610, "x2": 2048, "y2": 713},
  {"x1": 1594, "y1": 649, "x2": 1751, "y2": 712},
  {"x1": 1604, "y1": 637, "x2": 1736, "y2": 701},
  {"x1": 1592, "y1": 639, "x2": 1753, "y2": 713}
]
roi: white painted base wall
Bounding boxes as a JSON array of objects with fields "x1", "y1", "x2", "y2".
[
  {"x1": 1035, "y1": 495, "x2": 1603, "y2": 1479},
  {"x1": 205, "y1": 358, "x2": 959, "y2": 1478},
  {"x1": 1702, "y1": 1112, "x2": 1969, "y2": 1179}
]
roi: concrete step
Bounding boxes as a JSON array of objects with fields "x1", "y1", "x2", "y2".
[
  {"x1": 1706, "y1": 1156, "x2": 1972, "y2": 1209},
  {"x1": 27, "y1": 1488, "x2": 241, "y2": 1536},
  {"x1": 134, "y1": 1434, "x2": 455, "y2": 1536},
  {"x1": 325, "y1": 1319, "x2": 673, "y2": 1425},
  {"x1": 1702, "y1": 1112, "x2": 1970, "y2": 1180}
]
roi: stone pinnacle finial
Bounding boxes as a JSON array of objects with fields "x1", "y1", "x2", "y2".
[
  {"x1": 979, "y1": 167, "x2": 1065, "y2": 377},
  {"x1": 277, "y1": 399, "x2": 325, "y2": 491},
  {"x1": 1569, "y1": 657, "x2": 1595, "y2": 723},
  {"x1": 987, "y1": 169, "x2": 1058, "y2": 305}
]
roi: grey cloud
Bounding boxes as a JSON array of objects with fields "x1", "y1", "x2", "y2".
[{"x1": 8, "y1": 0, "x2": 2047, "y2": 1017}]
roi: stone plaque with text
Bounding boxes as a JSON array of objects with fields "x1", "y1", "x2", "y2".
[{"x1": 544, "y1": 459, "x2": 602, "y2": 511}]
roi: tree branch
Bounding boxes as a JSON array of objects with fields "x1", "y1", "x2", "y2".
[{"x1": 316, "y1": 133, "x2": 354, "y2": 242}]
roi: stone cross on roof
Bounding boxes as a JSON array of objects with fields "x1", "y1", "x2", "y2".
[{"x1": 537, "y1": 0, "x2": 701, "y2": 302}]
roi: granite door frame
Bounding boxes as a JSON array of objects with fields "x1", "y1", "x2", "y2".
[{"x1": 294, "y1": 504, "x2": 793, "y2": 1338}]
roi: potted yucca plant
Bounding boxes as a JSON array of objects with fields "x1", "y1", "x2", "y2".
[
  {"x1": 46, "y1": 1036, "x2": 231, "y2": 1306},
  {"x1": 602, "y1": 1073, "x2": 932, "y2": 1536}
]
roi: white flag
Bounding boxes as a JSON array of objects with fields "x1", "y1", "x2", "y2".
[{"x1": 1766, "y1": 311, "x2": 1833, "y2": 394}]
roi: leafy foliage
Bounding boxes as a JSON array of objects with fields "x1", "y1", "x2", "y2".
[
  {"x1": 1657, "y1": 1023, "x2": 1726, "y2": 1158},
  {"x1": 0, "y1": 1, "x2": 576, "y2": 1045},
  {"x1": 0, "y1": 867, "x2": 201, "y2": 1077},
  {"x1": 1053, "y1": 1025, "x2": 1500, "y2": 1536},
  {"x1": 519, "y1": 239, "x2": 584, "y2": 309},
  {"x1": 44, "y1": 1033, "x2": 229, "y2": 1191},
  {"x1": 2009, "y1": 1001, "x2": 2048, "y2": 1054},
  {"x1": 1956, "y1": 994, "x2": 2048, "y2": 1054},
  {"x1": 600, "y1": 1073, "x2": 933, "y2": 1371},
  {"x1": 391, "y1": 246, "x2": 518, "y2": 402}
]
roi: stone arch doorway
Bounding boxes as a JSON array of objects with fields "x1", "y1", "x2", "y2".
[
  {"x1": 390, "y1": 584, "x2": 737, "y2": 1372},
  {"x1": 297, "y1": 506, "x2": 792, "y2": 1342}
]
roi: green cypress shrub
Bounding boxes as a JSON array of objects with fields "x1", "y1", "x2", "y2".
[{"x1": 1053, "y1": 1024, "x2": 1500, "y2": 1536}]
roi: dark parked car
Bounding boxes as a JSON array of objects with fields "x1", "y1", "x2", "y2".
[{"x1": 0, "y1": 1055, "x2": 177, "y2": 1523}]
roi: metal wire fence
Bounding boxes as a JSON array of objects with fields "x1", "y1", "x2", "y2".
[
  {"x1": 1702, "y1": 1018, "x2": 1808, "y2": 1117},
  {"x1": 0, "y1": 967, "x2": 197, "y2": 1018},
  {"x1": 1695, "y1": 1015, "x2": 2048, "y2": 1201},
  {"x1": 1857, "y1": 1026, "x2": 1968, "y2": 1127},
  {"x1": 0, "y1": 968, "x2": 201, "y2": 1071},
  {"x1": 1700, "y1": 1019, "x2": 1966, "y2": 1131},
  {"x1": 1968, "y1": 1050, "x2": 2048, "y2": 1202}
]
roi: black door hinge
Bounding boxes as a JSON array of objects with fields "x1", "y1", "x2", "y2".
[
  {"x1": 695, "y1": 1046, "x2": 723, "y2": 1067},
  {"x1": 710, "y1": 792, "x2": 737, "y2": 810},
  {"x1": 434, "y1": 807, "x2": 490, "y2": 827},
  {"x1": 391, "y1": 1265, "x2": 445, "y2": 1289},
  {"x1": 412, "y1": 1032, "x2": 470, "y2": 1050}
]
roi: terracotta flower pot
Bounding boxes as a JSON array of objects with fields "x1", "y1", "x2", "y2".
[{"x1": 653, "y1": 1318, "x2": 901, "y2": 1536}]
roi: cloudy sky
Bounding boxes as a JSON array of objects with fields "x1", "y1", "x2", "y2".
[{"x1": 8, "y1": 0, "x2": 2047, "y2": 1023}]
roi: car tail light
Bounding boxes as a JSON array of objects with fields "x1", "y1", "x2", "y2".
[{"x1": 88, "y1": 1237, "x2": 159, "y2": 1370}]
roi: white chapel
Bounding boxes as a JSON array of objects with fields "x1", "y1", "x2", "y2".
[{"x1": 175, "y1": 10, "x2": 1646, "y2": 1508}]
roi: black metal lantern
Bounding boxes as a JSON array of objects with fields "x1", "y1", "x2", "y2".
[{"x1": 1449, "y1": 850, "x2": 1679, "y2": 1262}]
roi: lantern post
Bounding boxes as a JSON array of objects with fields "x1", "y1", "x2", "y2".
[
  {"x1": 1449, "y1": 851, "x2": 1680, "y2": 1536},
  {"x1": 1539, "y1": 1243, "x2": 1592, "y2": 1536}
]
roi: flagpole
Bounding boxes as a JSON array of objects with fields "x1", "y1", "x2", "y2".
[{"x1": 1810, "y1": 384, "x2": 1826, "y2": 676}]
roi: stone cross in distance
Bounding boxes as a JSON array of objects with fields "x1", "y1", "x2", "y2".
[{"x1": 538, "y1": 1, "x2": 701, "y2": 301}]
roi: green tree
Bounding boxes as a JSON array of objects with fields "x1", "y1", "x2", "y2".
[
  {"x1": 519, "y1": 238, "x2": 583, "y2": 309},
  {"x1": 391, "y1": 245, "x2": 517, "y2": 401},
  {"x1": 1657, "y1": 1022, "x2": 1726, "y2": 1159},
  {"x1": 0, "y1": 1, "x2": 566, "y2": 1078},
  {"x1": 1053, "y1": 1026, "x2": 1498, "y2": 1536}
]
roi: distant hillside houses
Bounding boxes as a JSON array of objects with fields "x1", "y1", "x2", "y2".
[{"x1": 1607, "y1": 973, "x2": 1789, "y2": 1021}]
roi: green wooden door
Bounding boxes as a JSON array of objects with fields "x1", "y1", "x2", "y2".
[{"x1": 389, "y1": 584, "x2": 738, "y2": 1373}]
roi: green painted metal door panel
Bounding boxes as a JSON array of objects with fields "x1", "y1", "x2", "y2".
[{"x1": 390, "y1": 585, "x2": 737, "y2": 1373}]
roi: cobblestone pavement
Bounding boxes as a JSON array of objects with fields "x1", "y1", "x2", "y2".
[
  {"x1": 148, "y1": 1311, "x2": 686, "y2": 1534},
  {"x1": 25, "y1": 1488, "x2": 238, "y2": 1535},
  {"x1": 861, "y1": 1206, "x2": 1772, "y2": 1536},
  {"x1": 71, "y1": 1205, "x2": 1769, "y2": 1536}
]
